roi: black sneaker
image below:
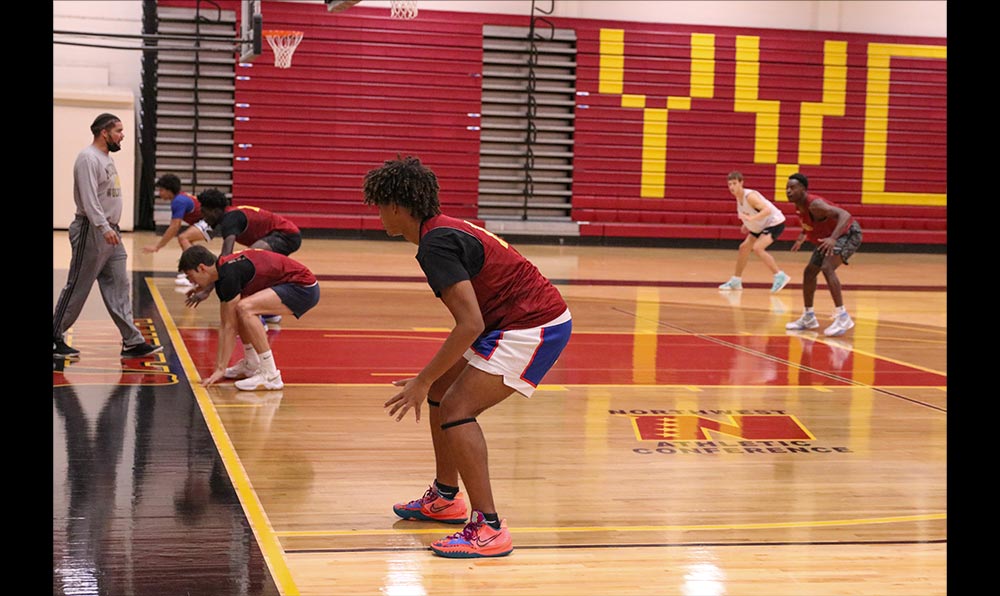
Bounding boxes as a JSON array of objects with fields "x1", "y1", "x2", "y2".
[
  {"x1": 120, "y1": 342, "x2": 164, "y2": 358},
  {"x1": 53, "y1": 339, "x2": 81, "y2": 360}
]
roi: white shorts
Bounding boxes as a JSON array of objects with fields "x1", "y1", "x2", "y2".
[
  {"x1": 464, "y1": 309, "x2": 572, "y2": 398},
  {"x1": 193, "y1": 219, "x2": 212, "y2": 241}
]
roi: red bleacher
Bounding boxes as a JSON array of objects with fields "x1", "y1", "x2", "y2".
[{"x1": 161, "y1": 0, "x2": 945, "y2": 246}]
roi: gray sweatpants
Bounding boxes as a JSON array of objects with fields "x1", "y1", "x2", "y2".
[{"x1": 53, "y1": 215, "x2": 145, "y2": 347}]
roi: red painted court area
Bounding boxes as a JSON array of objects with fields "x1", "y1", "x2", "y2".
[{"x1": 180, "y1": 328, "x2": 945, "y2": 387}]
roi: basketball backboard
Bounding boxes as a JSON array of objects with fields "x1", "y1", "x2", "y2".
[
  {"x1": 239, "y1": 0, "x2": 263, "y2": 63},
  {"x1": 326, "y1": 0, "x2": 363, "y2": 13}
]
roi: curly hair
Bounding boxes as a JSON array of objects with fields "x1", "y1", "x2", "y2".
[
  {"x1": 362, "y1": 155, "x2": 441, "y2": 221},
  {"x1": 155, "y1": 174, "x2": 182, "y2": 195},
  {"x1": 197, "y1": 188, "x2": 229, "y2": 210}
]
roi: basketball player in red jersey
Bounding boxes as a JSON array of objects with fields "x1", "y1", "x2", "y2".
[
  {"x1": 178, "y1": 245, "x2": 320, "y2": 391},
  {"x1": 188, "y1": 189, "x2": 302, "y2": 326},
  {"x1": 197, "y1": 188, "x2": 302, "y2": 258},
  {"x1": 363, "y1": 156, "x2": 573, "y2": 559},
  {"x1": 784, "y1": 172, "x2": 863, "y2": 337}
]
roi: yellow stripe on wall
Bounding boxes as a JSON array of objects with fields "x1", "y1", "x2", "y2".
[
  {"x1": 798, "y1": 40, "x2": 848, "y2": 165},
  {"x1": 599, "y1": 28, "x2": 625, "y2": 95},
  {"x1": 734, "y1": 36, "x2": 780, "y2": 164},
  {"x1": 862, "y1": 42, "x2": 947, "y2": 206}
]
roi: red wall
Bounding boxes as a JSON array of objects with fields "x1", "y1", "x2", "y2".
[{"x1": 159, "y1": 1, "x2": 946, "y2": 244}]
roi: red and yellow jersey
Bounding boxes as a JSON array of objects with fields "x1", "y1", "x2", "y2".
[
  {"x1": 219, "y1": 205, "x2": 300, "y2": 247},
  {"x1": 417, "y1": 214, "x2": 567, "y2": 331}
]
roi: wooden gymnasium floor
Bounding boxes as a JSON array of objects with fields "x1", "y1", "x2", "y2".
[{"x1": 52, "y1": 230, "x2": 947, "y2": 596}]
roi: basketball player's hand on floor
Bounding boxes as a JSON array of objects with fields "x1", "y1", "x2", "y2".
[
  {"x1": 385, "y1": 377, "x2": 431, "y2": 422},
  {"x1": 201, "y1": 369, "x2": 225, "y2": 386},
  {"x1": 185, "y1": 287, "x2": 211, "y2": 308}
]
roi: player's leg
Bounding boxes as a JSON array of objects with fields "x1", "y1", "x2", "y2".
[
  {"x1": 230, "y1": 288, "x2": 294, "y2": 390},
  {"x1": 392, "y1": 358, "x2": 469, "y2": 524},
  {"x1": 720, "y1": 233, "x2": 754, "y2": 290},
  {"x1": 752, "y1": 232, "x2": 779, "y2": 273},
  {"x1": 429, "y1": 312, "x2": 571, "y2": 558},
  {"x1": 786, "y1": 252, "x2": 823, "y2": 330}
]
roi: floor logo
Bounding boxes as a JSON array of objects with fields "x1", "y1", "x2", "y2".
[
  {"x1": 631, "y1": 413, "x2": 813, "y2": 441},
  {"x1": 612, "y1": 409, "x2": 852, "y2": 456}
]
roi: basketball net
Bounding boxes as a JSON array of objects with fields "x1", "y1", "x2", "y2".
[
  {"x1": 389, "y1": 0, "x2": 418, "y2": 19},
  {"x1": 263, "y1": 30, "x2": 304, "y2": 68}
]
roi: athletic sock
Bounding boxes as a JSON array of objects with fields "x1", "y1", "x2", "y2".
[
  {"x1": 434, "y1": 480, "x2": 459, "y2": 500},
  {"x1": 483, "y1": 512, "x2": 501, "y2": 530},
  {"x1": 259, "y1": 350, "x2": 277, "y2": 376},
  {"x1": 243, "y1": 344, "x2": 260, "y2": 367}
]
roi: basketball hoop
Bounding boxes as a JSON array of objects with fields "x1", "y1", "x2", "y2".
[
  {"x1": 389, "y1": 0, "x2": 418, "y2": 19},
  {"x1": 262, "y1": 30, "x2": 303, "y2": 68}
]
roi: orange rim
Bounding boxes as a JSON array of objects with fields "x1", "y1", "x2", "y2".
[{"x1": 262, "y1": 30, "x2": 303, "y2": 39}]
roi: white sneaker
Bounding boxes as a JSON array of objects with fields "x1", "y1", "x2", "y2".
[
  {"x1": 261, "y1": 315, "x2": 283, "y2": 324},
  {"x1": 224, "y1": 358, "x2": 258, "y2": 379},
  {"x1": 786, "y1": 313, "x2": 820, "y2": 330},
  {"x1": 824, "y1": 313, "x2": 855, "y2": 337},
  {"x1": 175, "y1": 273, "x2": 194, "y2": 286},
  {"x1": 719, "y1": 278, "x2": 743, "y2": 290},
  {"x1": 235, "y1": 370, "x2": 284, "y2": 391}
]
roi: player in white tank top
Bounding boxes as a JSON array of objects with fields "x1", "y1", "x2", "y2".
[
  {"x1": 719, "y1": 171, "x2": 792, "y2": 293},
  {"x1": 736, "y1": 187, "x2": 785, "y2": 233}
]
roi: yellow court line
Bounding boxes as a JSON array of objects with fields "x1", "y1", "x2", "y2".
[
  {"x1": 283, "y1": 382, "x2": 947, "y2": 392},
  {"x1": 812, "y1": 340, "x2": 947, "y2": 377},
  {"x1": 323, "y1": 333, "x2": 444, "y2": 341},
  {"x1": 275, "y1": 512, "x2": 945, "y2": 537},
  {"x1": 146, "y1": 278, "x2": 300, "y2": 596}
]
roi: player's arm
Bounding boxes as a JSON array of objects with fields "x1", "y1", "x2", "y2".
[
  {"x1": 742, "y1": 191, "x2": 770, "y2": 225},
  {"x1": 790, "y1": 209, "x2": 808, "y2": 252},
  {"x1": 202, "y1": 296, "x2": 241, "y2": 386},
  {"x1": 144, "y1": 218, "x2": 184, "y2": 253},
  {"x1": 385, "y1": 280, "x2": 484, "y2": 422},
  {"x1": 220, "y1": 235, "x2": 237, "y2": 256},
  {"x1": 423, "y1": 280, "x2": 484, "y2": 385},
  {"x1": 215, "y1": 211, "x2": 243, "y2": 256},
  {"x1": 810, "y1": 200, "x2": 851, "y2": 238},
  {"x1": 809, "y1": 199, "x2": 852, "y2": 255}
]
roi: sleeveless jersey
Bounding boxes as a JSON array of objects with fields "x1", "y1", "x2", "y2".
[
  {"x1": 794, "y1": 193, "x2": 855, "y2": 244},
  {"x1": 417, "y1": 214, "x2": 567, "y2": 331},
  {"x1": 736, "y1": 188, "x2": 785, "y2": 233},
  {"x1": 223, "y1": 205, "x2": 301, "y2": 247},
  {"x1": 216, "y1": 248, "x2": 316, "y2": 300}
]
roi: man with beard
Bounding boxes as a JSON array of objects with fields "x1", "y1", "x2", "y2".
[{"x1": 53, "y1": 113, "x2": 163, "y2": 360}]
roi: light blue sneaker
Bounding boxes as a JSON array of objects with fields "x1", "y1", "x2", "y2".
[
  {"x1": 771, "y1": 271, "x2": 791, "y2": 293},
  {"x1": 719, "y1": 277, "x2": 743, "y2": 290}
]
